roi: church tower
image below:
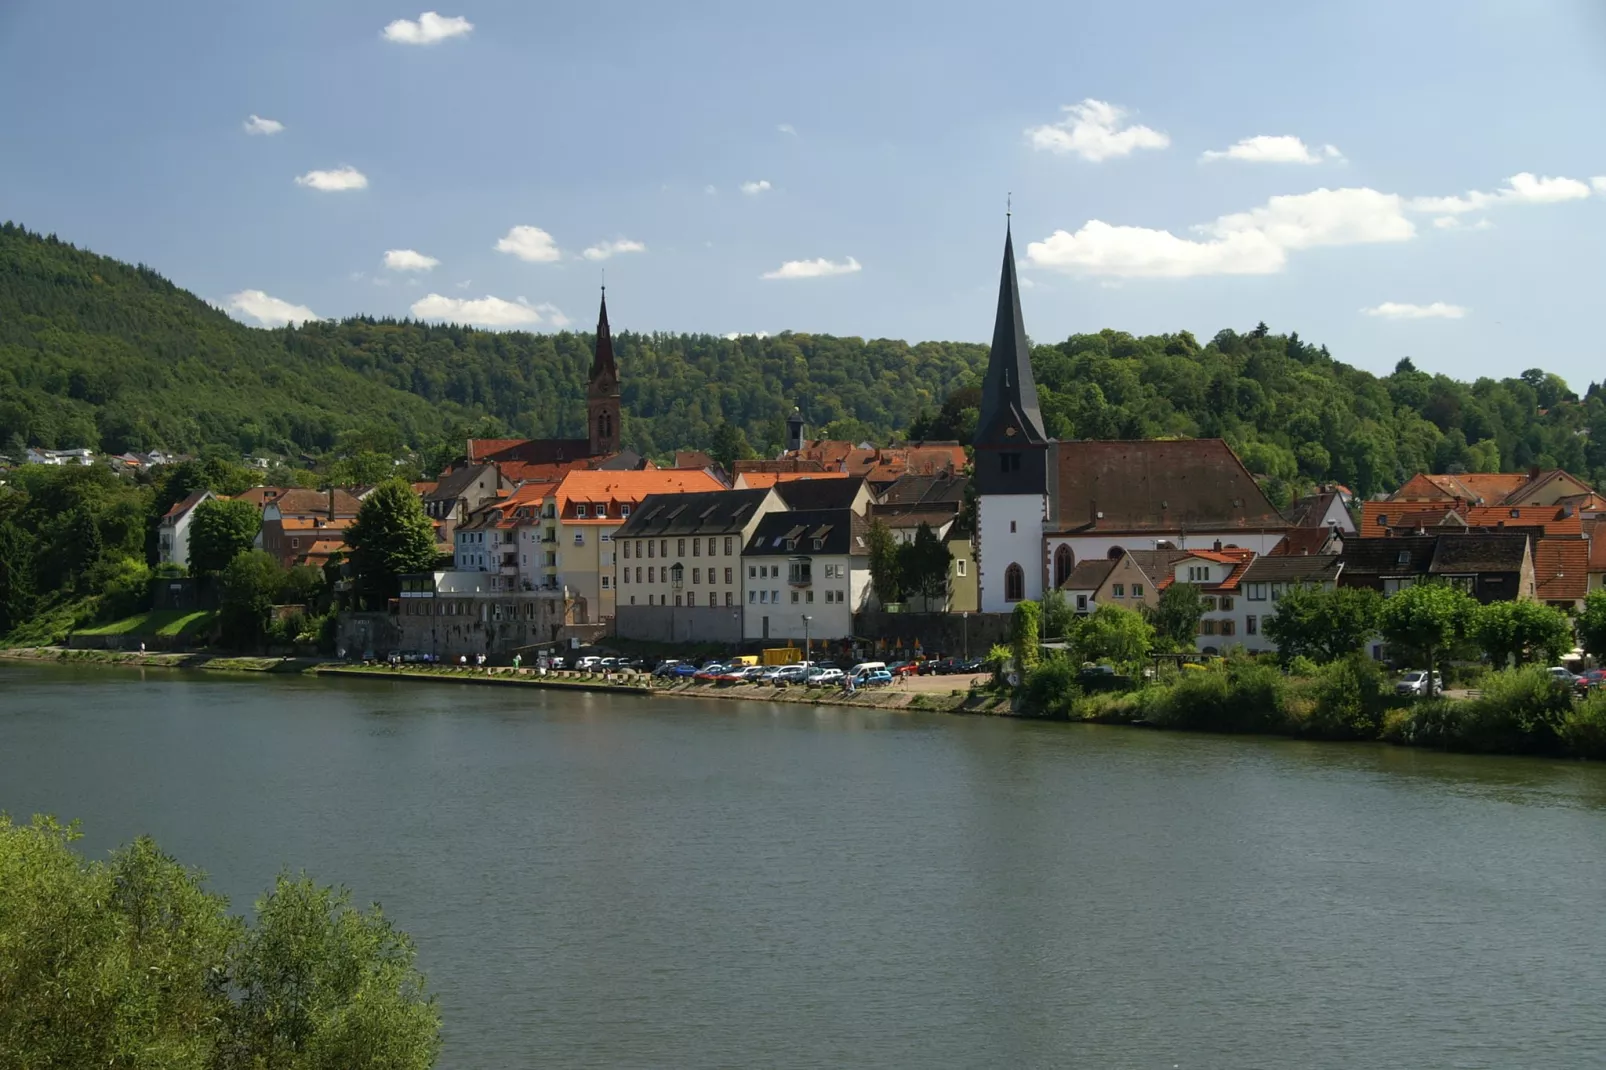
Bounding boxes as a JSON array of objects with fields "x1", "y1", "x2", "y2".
[
  {"x1": 975, "y1": 220, "x2": 1051, "y2": 613},
  {"x1": 587, "y1": 288, "x2": 622, "y2": 457}
]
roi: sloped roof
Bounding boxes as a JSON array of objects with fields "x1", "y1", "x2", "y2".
[
  {"x1": 162, "y1": 489, "x2": 211, "y2": 520},
  {"x1": 1429, "y1": 533, "x2": 1530, "y2": 574},
  {"x1": 774, "y1": 475, "x2": 866, "y2": 511},
  {"x1": 1339, "y1": 536, "x2": 1439, "y2": 576},
  {"x1": 552, "y1": 468, "x2": 724, "y2": 521},
  {"x1": 1051, "y1": 440, "x2": 1286, "y2": 533},
  {"x1": 1284, "y1": 491, "x2": 1343, "y2": 527},
  {"x1": 426, "y1": 463, "x2": 498, "y2": 503},
  {"x1": 614, "y1": 488, "x2": 773, "y2": 538},
  {"x1": 878, "y1": 471, "x2": 969, "y2": 508},
  {"x1": 1123, "y1": 549, "x2": 1192, "y2": 585},
  {"x1": 1241, "y1": 554, "x2": 1342, "y2": 585},
  {"x1": 1061, "y1": 558, "x2": 1116, "y2": 592},
  {"x1": 1534, "y1": 539, "x2": 1589, "y2": 601},
  {"x1": 467, "y1": 437, "x2": 592, "y2": 466},
  {"x1": 868, "y1": 507, "x2": 958, "y2": 533},
  {"x1": 231, "y1": 486, "x2": 286, "y2": 509},
  {"x1": 737, "y1": 471, "x2": 853, "y2": 490},
  {"x1": 269, "y1": 488, "x2": 361, "y2": 517},
  {"x1": 1271, "y1": 528, "x2": 1340, "y2": 556},
  {"x1": 1590, "y1": 518, "x2": 1606, "y2": 572},
  {"x1": 1463, "y1": 505, "x2": 1582, "y2": 537},
  {"x1": 744, "y1": 508, "x2": 870, "y2": 557}
]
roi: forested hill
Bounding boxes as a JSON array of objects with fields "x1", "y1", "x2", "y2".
[{"x1": 4, "y1": 221, "x2": 1604, "y2": 501}]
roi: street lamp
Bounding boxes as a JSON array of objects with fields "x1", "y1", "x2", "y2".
[
  {"x1": 962, "y1": 611, "x2": 969, "y2": 661},
  {"x1": 802, "y1": 614, "x2": 812, "y2": 669}
]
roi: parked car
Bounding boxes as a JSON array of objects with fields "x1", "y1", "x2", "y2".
[
  {"x1": 1395, "y1": 670, "x2": 1444, "y2": 696},
  {"x1": 1548, "y1": 666, "x2": 1580, "y2": 687},
  {"x1": 575, "y1": 655, "x2": 604, "y2": 671},
  {"x1": 806, "y1": 667, "x2": 845, "y2": 687},
  {"x1": 671, "y1": 662, "x2": 699, "y2": 678},
  {"x1": 693, "y1": 663, "x2": 727, "y2": 681},
  {"x1": 858, "y1": 669, "x2": 894, "y2": 687},
  {"x1": 771, "y1": 663, "x2": 810, "y2": 684},
  {"x1": 652, "y1": 660, "x2": 681, "y2": 677},
  {"x1": 1572, "y1": 668, "x2": 1606, "y2": 694},
  {"x1": 889, "y1": 661, "x2": 919, "y2": 678}
]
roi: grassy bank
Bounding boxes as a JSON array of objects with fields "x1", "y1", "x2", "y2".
[
  {"x1": 1021, "y1": 655, "x2": 1606, "y2": 760},
  {"x1": 0, "y1": 646, "x2": 303, "y2": 673},
  {"x1": 73, "y1": 609, "x2": 216, "y2": 638}
]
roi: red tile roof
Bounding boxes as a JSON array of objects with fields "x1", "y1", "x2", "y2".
[
  {"x1": 1534, "y1": 539, "x2": 1589, "y2": 602},
  {"x1": 162, "y1": 490, "x2": 211, "y2": 520},
  {"x1": 1050, "y1": 439, "x2": 1285, "y2": 533}
]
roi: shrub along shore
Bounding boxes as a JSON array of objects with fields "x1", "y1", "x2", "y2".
[{"x1": 10, "y1": 645, "x2": 1606, "y2": 761}]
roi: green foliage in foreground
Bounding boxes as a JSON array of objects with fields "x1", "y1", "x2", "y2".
[
  {"x1": 73, "y1": 608, "x2": 216, "y2": 637},
  {"x1": 1381, "y1": 666, "x2": 1575, "y2": 755},
  {"x1": 0, "y1": 815, "x2": 440, "y2": 1069}
]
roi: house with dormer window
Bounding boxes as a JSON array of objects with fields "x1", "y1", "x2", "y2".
[{"x1": 740, "y1": 507, "x2": 871, "y2": 642}]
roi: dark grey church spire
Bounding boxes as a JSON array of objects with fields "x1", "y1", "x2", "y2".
[{"x1": 975, "y1": 220, "x2": 1048, "y2": 448}]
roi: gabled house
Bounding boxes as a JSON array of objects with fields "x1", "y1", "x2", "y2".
[
  {"x1": 260, "y1": 488, "x2": 362, "y2": 569},
  {"x1": 612, "y1": 488, "x2": 783, "y2": 643},
  {"x1": 772, "y1": 474, "x2": 873, "y2": 514},
  {"x1": 1338, "y1": 534, "x2": 1534, "y2": 602},
  {"x1": 741, "y1": 508, "x2": 871, "y2": 642},
  {"x1": 1059, "y1": 559, "x2": 1116, "y2": 615},
  {"x1": 1285, "y1": 489, "x2": 1356, "y2": 534},
  {"x1": 158, "y1": 490, "x2": 214, "y2": 569},
  {"x1": 422, "y1": 463, "x2": 511, "y2": 542},
  {"x1": 1224, "y1": 554, "x2": 1344, "y2": 656}
]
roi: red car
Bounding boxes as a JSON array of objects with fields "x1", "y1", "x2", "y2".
[
  {"x1": 693, "y1": 663, "x2": 727, "y2": 681},
  {"x1": 1575, "y1": 669, "x2": 1606, "y2": 695},
  {"x1": 890, "y1": 661, "x2": 920, "y2": 678}
]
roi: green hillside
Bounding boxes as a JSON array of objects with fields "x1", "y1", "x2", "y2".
[{"x1": 3, "y1": 221, "x2": 1605, "y2": 503}]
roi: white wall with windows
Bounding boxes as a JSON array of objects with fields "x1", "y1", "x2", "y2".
[{"x1": 740, "y1": 552, "x2": 869, "y2": 641}]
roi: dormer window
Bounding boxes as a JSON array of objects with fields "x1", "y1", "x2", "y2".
[
  {"x1": 576, "y1": 504, "x2": 588, "y2": 518},
  {"x1": 595, "y1": 504, "x2": 606, "y2": 518},
  {"x1": 1397, "y1": 550, "x2": 1410, "y2": 566},
  {"x1": 620, "y1": 505, "x2": 631, "y2": 517},
  {"x1": 786, "y1": 538, "x2": 798, "y2": 551},
  {"x1": 812, "y1": 538, "x2": 824, "y2": 550}
]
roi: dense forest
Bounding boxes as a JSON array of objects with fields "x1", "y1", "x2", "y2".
[{"x1": 4, "y1": 221, "x2": 1606, "y2": 505}]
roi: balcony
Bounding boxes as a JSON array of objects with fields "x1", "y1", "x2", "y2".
[{"x1": 787, "y1": 558, "x2": 812, "y2": 586}]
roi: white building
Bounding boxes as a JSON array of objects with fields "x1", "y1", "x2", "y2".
[
  {"x1": 1197, "y1": 553, "x2": 1343, "y2": 655},
  {"x1": 157, "y1": 490, "x2": 214, "y2": 569},
  {"x1": 740, "y1": 507, "x2": 872, "y2": 642}
]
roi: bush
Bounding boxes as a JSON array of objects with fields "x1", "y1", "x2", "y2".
[
  {"x1": 1382, "y1": 667, "x2": 1571, "y2": 754},
  {"x1": 1303, "y1": 654, "x2": 1390, "y2": 739},
  {"x1": 1022, "y1": 655, "x2": 1078, "y2": 719},
  {"x1": 1139, "y1": 657, "x2": 1290, "y2": 734},
  {"x1": 1561, "y1": 692, "x2": 1606, "y2": 760},
  {"x1": 1074, "y1": 689, "x2": 1143, "y2": 723}
]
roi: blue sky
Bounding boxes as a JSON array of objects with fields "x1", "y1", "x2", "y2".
[{"x1": 3, "y1": 0, "x2": 1604, "y2": 387}]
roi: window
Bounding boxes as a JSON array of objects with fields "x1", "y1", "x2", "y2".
[
  {"x1": 574, "y1": 533, "x2": 584, "y2": 546},
  {"x1": 724, "y1": 568, "x2": 732, "y2": 584},
  {"x1": 648, "y1": 594, "x2": 655, "y2": 605},
  {"x1": 1199, "y1": 619, "x2": 1218, "y2": 636},
  {"x1": 771, "y1": 589, "x2": 779, "y2": 604},
  {"x1": 601, "y1": 576, "x2": 611, "y2": 589},
  {"x1": 1054, "y1": 545, "x2": 1074, "y2": 587},
  {"x1": 1246, "y1": 615, "x2": 1258, "y2": 635},
  {"x1": 1270, "y1": 584, "x2": 1283, "y2": 602},
  {"x1": 786, "y1": 538, "x2": 798, "y2": 551},
  {"x1": 1247, "y1": 582, "x2": 1267, "y2": 601},
  {"x1": 678, "y1": 539, "x2": 686, "y2": 556},
  {"x1": 957, "y1": 559, "x2": 967, "y2": 577},
  {"x1": 1004, "y1": 563, "x2": 1025, "y2": 603},
  {"x1": 686, "y1": 591, "x2": 695, "y2": 606},
  {"x1": 649, "y1": 567, "x2": 656, "y2": 583},
  {"x1": 760, "y1": 590, "x2": 768, "y2": 603},
  {"x1": 791, "y1": 591, "x2": 799, "y2": 603},
  {"x1": 647, "y1": 541, "x2": 655, "y2": 558},
  {"x1": 622, "y1": 569, "x2": 629, "y2": 584},
  {"x1": 659, "y1": 540, "x2": 667, "y2": 558},
  {"x1": 623, "y1": 542, "x2": 631, "y2": 559},
  {"x1": 1219, "y1": 595, "x2": 1233, "y2": 611},
  {"x1": 635, "y1": 567, "x2": 641, "y2": 583},
  {"x1": 725, "y1": 592, "x2": 733, "y2": 606},
  {"x1": 1220, "y1": 619, "x2": 1235, "y2": 637},
  {"x1": 749, "y1": 590, "x2": 756, "y2": 603},
  {"x1": 806, "y1": 590, "x2": 814, "y2": 603},
  {"x1": 724, "y1": 537, "x2": 733, "y2": 555},
  {"x1": 1201, "y1": 596, "x2": 1217, "y2": 611},
  {"x1": 1000, "y1": 452, "x2": 1021, "y2": 473},
  {"x1": 692, "y1": 568, "x2": 701, "y2": 584},
  {"x1": 595, "y1": 504, "x2": 607, "y2": 518},
  {"x1": 749, "y1": 565, "x2": 757, "y2": 578},
  {"x1": 693, "y1": 539, "x2": 700, "y2": 557},
  {"x1": 1132, "y1": 584, "x2": 1144, "y2": 598},
  {"x1": 1112, "y1": 584, "x2": 1125, "y2": 597},
  {"x1": 1009, "y1": 521, "x2": 1017, "y2": 533},
  {"x1": 675, "y1": 595, "x2": 682, "y2": 606},
  {"x1": 620, "y1": 505, "x2": 631, "y2": 518},
  {"x1": 812, "y1": 538, "x2": 824, "y2": 551},
  {"x1": 290, "y1": 537, "x2": 299, "y2": 549},
  {"x1": 1076, "y1": 595, "x2": 1088, "y2": 611},
  {"x1": 576, "y1": 504, "x2": 588, "y2": 518},
  {"x1": 601, "y1": 533, "x2": 611, "y2": 542}
]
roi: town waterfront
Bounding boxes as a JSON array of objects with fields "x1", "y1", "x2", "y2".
[{"x1": 6, "y1": 663, "x2": 1606, "y2": 1069}]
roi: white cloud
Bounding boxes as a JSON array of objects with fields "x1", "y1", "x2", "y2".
[
  {"x1": 383, "y1": 249, "x2": 439, "y2": 272},
  {"x1": 410, "y1": 293, "x2": 567, "y2": 328},
  {"x1": 704, "y1": 184, "x2": 717, "y2": 195},
  {"x1": 740, "y1": 179, "x2": 772, "y2": 195},
  {"x1": 455, "y1": 279, "x2": 472, "y2": 289},
  {"x1": 778, "y1": 123, "x2": 796, "y2": 136},
  {"x1": 1432, "y1": 216, "x2": 1461, "y2": 229},
  {"x1": 243, "y1": 114, "x2": 284, "y2": 136},
  {"x1": 1409, "y1": 171, "x2": 1593, "y2": 214},
  {"x1": 761, "y1": 256, "x2": 861, "y2": 280},
  {"x1": 1361, "y1": 301, "x2": 1468, "y2": 320},
  {"x1": 1026, "y1": 99, "x2": 1169, "y2": 162},
  {"x1": 494, "y1": 225, "x2": 560, "y2": 262},
  {"x1": 1594, "y1": 177, "x2": 1606, "y2": 193},
  {"x1": 227, "y1": 290, "x2": 318, "y2": 327},
  {"x1": 1201, "y1": 135, "x2": 1337, "y2": 164},
  {"x1": 382, "y1": 11, "x2": 473, "y2": 44},
  {"x1": 1026, "y1": 186, "x2": 1412, "y2": 278},
  {"x1": 294, "y1": 166, "x2": 368, "y2": 191},
  {"x1": 581, "y1": 238, "x2": 646, "y2": 261}
]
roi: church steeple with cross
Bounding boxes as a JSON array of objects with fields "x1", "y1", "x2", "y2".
[{"x1": 587, "y1": 286, "x2": 621, "y2": 456}]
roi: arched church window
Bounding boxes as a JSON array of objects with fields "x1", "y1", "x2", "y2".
[
  {"x1": 1004, "y1": 563, "x2": 1025, "y2": 603},
  {"x1": 1054, "y1": 545, "x2": 1074, "y2": 587}
]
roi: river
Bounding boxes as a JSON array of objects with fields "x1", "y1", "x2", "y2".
[{"x1": 4, "y1": 661, "x2": 1606, "y2": 1068}]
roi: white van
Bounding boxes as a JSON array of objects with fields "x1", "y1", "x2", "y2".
[{"x1": 847, "y1": 661, "x2": 886, "y2": 680}]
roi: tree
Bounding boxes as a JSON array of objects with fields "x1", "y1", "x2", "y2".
[
  {"x1": 866, "y1": 518, "x2": 902, "y2": 606},
  {"x1": 709, "y1": 421, "x2": 755, "y2": 477},
  {"x1": 1577, "y1": 590, "x2": 1606, "y2": 664},
  {"x1": 1011, "y1": 599, "x2": 1043, "y2": 671},
  {"x1": 1146, "y1": 582, "x2": 1204, "y2": 651},
  {"x1": 1040, "y1": 588, "x2": 1076, "y2": 642},
  {"x1": 1263, "y1": 585, "x2": 1383, "y2": 663},
  {"x1": 1070, "y1": 603, "x2": 1154, "y2": 666},
  {"x1": 1470, "y1": 599, "x2": 1574, "y2": 667},
  {"x1": 345, "y1": 478, "x2": 439, "y2": 609},
  {"x1": 218, "y1": 549, "x2": 284, "y2": 648},
  {"x1": 1377, "y1": 583, "x2": 1475, "y2": 696},
  {"x1": 187, "y1": 497, "x2": 262, "y2": 576},
  {"x1": 0, "y1": 814, "x2": 439, "y2": 1069},
  {"x1": 895, "y1": 522, "x2": 952, "y2": 608}
]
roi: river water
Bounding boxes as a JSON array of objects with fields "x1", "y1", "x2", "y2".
[{"x1": 4, "y1": 662, "x2": 1606, "y2": 1068}]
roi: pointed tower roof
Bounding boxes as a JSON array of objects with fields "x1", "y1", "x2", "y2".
[
  {"x1": 589, "y1": 288, "x2": 617, "y2": 387},
  {"x1": 975, "y1": 222, "x2": 1048, "y2": 446}
]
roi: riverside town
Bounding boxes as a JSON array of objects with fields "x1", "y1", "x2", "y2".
[{"x1": 6, "y1": 3, "x2": 1606, "y2": 1066}]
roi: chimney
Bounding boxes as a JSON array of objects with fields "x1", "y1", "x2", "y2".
[
  {"x1": 1529, "y1": 465, "x2": 1541, "y2": 481},
  {"x1": 1213, "y1": 539, "x2": 1222, "y2": 551}
]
